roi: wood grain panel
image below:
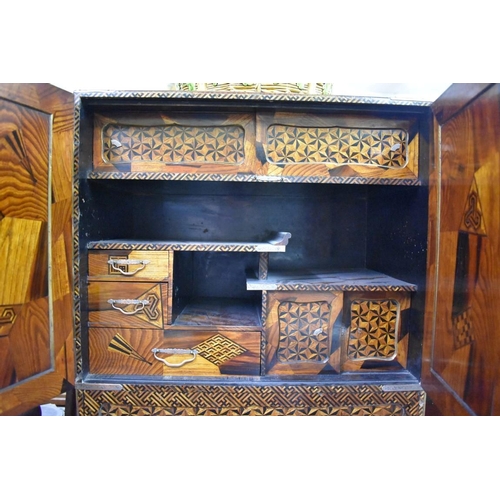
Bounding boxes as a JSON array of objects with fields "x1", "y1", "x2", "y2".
[
  {"x1": 89, "y1": 328, "x2": 261, "y2": 376},
  {"x1": 0, "y1": 217, "x2": 46, "y2": 304},
  {"x1": 423, "y1": 83, "x2": 500, "y2": 415},
  {"x1": 8, "y1": 297, "x2": 51, "y2": 382},
  {"x1": 0, "y1": 99, "x2": 50, "y2": 221}
]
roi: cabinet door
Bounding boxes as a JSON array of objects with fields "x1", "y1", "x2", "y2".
[
  {"x1": 265, "y1": 291, "x2": 343, "y2": 375},
  {"x1": 423, "y1": 83, "x2": 500, "y2": 415},
  {"x1": 0, "y1": 84, "x2": 74, "y2": 415}
]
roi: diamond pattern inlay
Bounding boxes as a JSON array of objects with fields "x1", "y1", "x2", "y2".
[
  {"x1": 266, "y1": 125, "x2": 408, "y2": 168},
  {"x1": 348, "y1": 300, "x2": 399, "y2": 360},
  {"x1": 193, "y1": 334, "x2": 246, "y2": 366},
  {"x1": 103, "y1": 124, "x2": 245, "y2": 165},
  {"x1": 277, "y1": 301, "x2": 331, "y2": 363}
]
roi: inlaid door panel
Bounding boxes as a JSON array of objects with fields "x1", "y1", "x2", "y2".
[
  {"x1": 0, "y1": 84, "x2": 74, "y2": 415},
  {"x1": 423, "y1": 83, "x2": 500, "y2": 416},
  {"x1": 265, "y1": 291, "x2": 343, "y2": 375},
  {"x1": 341, "y1": 292, "x2": 411, "y2": 372}
]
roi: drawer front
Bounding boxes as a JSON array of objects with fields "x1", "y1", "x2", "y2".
[
  {"x1": 88, "y1": 250, "x2": 172, "y2": 281},
  {"x1": 88, "y1": 282, "x2": 170, "y2": 328},
  {"x1": 88, "y1": 328, "x2": 261, "y2": 377},
  {"x1": 265, "y1": 291, "x2": 344, "y2": 376},
  {"x1": 257, "y1": 112, "x2": 419, "y2": 182},
  {"x1": 93, "y1": 112, "x2": 261, "y2": 175}
]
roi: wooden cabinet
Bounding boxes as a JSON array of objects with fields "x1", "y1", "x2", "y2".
[{"x1": 1, "y1": 83, "x2": 499, "y2": 416}]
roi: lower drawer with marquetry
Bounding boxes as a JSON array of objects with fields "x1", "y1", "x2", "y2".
[{"x1": 88, "y1": 328, "x2": 261, "y2": 377}]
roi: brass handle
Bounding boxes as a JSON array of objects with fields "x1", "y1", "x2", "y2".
[
  {"x1": 151, "y1": 348, "x2": 198, "y2": 368},
  {"x1": 108, "y1": 259, "x2": 150, "y2": 276},
  {"x1": 107, "y1": 298, "x2": 150, "y2": 315}
]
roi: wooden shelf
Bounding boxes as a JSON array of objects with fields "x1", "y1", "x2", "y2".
[
  {"x1": 87, "y1": 232, "x2": 291, "y2": 253},
  {"x1": 86, "y1": 171, "x2": 422, "y2": 186},
  {"x1": 246, "y1": 269, "x2": 417, "y2": 292},
  {"x1": 171, "y1": 298, "x2": 261, "y2": 328}
]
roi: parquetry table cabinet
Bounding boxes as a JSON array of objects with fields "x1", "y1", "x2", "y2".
[{"x1": 1, "y1": 83, "x2": 498, "y2": 416}]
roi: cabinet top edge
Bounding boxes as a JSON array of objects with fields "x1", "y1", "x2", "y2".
[{"x1": 74, "y1": 90, "x2": 432, "y2": 107}]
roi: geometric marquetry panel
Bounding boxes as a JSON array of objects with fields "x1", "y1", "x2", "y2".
[
  {"x1": 102, "y1": 124, "x2": 245, "y2": 165},
  {"x1": 277, "y1": 301, "x2": 330, "y2": 363},
  {"x1": 452, "y1": 308, "x2": 474, "y2": 349},
  {"x1": 193, "y1": 334, "x2": 246, "y2": 367},
  {"x1": 266, "y1": 125, "x2": 408, "y2": 168},
  {"x1": 348, "y1": 300, "x2": 399, "y2": 360},
  {"x1": 77, "y1": 383, "x2": 426, "y2": 416}
]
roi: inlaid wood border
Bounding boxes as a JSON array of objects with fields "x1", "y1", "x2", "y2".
[
  {"x1": 76, "y1": 90, "x2": 431, "y2": 107},
  {"x1": 77, "y1": 382, "x2": 425, "y2": 416},
  {"x1": 86, "y1": 171, "x2": 421, "y2": 186}
]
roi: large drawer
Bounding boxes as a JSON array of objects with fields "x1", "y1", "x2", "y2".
[
  {"x1": 88, "y1": 328, "x2": 261, "y2": 377},
  {"x1": 87, "y1": 282, "x2": 171, "y2": 328},
  {"x1": 88, "y1": 250, "x2": 172, "y2": 281}
]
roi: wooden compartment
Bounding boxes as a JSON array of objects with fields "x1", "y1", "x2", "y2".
[
  {"x1": 89, "y1": 328, "x2": 261, "y2": 377},
  {"x1": 87, "y1": 282, "x2": 171, "y2": 328},
  {"x1": 88, "y1": 250, "x2": 172, "y2": 281}
]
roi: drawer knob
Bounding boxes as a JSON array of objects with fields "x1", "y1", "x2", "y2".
[
  {"x1": 151, "y1": 348, "x2": 198, "y2": 368},
  {"x1": 107, "y1": 298, "x2": 150, "y2": 315},
  {"x1": 108, "y1": 258, "x2": 150, "y2": 276}
]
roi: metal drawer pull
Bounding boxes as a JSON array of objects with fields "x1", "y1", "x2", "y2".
[
  {"x1": 107, "y1": 298, "x2": 150, "y2": 315},
  {"x1": 152, "y1": 348, "x2": 198, "y2": 368},
  {"x1": 108, "y1": 259, "x2": 150, "y2": 276}
]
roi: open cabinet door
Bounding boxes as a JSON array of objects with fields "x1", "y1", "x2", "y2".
[
  {"x1": 423, "y1": 83, "x2": 500, "y2": 415},
  {"x1": 0, "y1": 84, "x2": 75, "y2": 415}
]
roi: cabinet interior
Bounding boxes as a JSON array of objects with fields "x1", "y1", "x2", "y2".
[{"x1": 77, "y1": 99, "x2": 430, "y2": 383}]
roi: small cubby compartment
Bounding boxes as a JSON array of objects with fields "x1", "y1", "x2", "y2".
[{"x1": 171, "y1": 251, "x2": 262, "y2": 328}]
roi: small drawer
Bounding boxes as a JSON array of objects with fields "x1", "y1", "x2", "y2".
[
  {"x1": 88, "y1": 328, "x2": 261, "y2": 377},
  {"x1": 88, "y1": 250, "x2": 172, "y2": 281},
  {"x1": 88, "y1": 282, "x2": 171, "y2": 329}
]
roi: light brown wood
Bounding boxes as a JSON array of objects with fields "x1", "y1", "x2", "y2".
[{"x1": 88, "y1": 250, "x2": 172, "y2": 281}]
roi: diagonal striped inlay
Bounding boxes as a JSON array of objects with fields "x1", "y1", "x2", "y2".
[{"x1": 108, "y1": 333, "x2": 152, "y2": 365}]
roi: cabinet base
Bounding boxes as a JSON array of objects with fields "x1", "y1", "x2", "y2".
[{"x1": 76, "y1": 382, "x2": 425, "y2": 416}]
